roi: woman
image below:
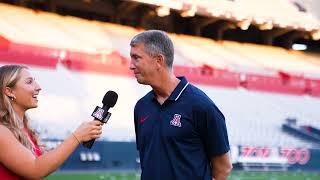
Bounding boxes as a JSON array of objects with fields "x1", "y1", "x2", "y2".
[{"x1": 0, "y1": 64, "x2": 103, "y2": 179}]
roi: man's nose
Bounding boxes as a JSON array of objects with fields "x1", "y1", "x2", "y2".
[{"x1": 129, "y1": 60, "x2": 135, "y2": 70}]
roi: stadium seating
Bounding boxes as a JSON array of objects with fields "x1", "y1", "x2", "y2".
[
  {"x1": 0, "y1": 4, "x2": 113, "y2": 53},
  {"x1": 292, "y1": 51, "x2": 320, "y2": 77},
  {"x1": 221, "y1": 41, "x2": 320, "y2": 77},
  {"x1": 40, "y1": 12, "x2": 113, "y2": 53},
  {"x1": 21, "y1": 61, "x2": 317, "y2": 148},
  {"x1": 0, "y1": 2, "x2": 319, "y2": 150},
  {"x1": 0, "y1": 3, "x2": 319, "y2": 79},
  {"x1": 1, "y1": 2, "x2": 320, "y2": 98},
  {"x1": 0, "y1": 42, "x2": 59, "y2": 68},
  {"x1": 179, "y1": 35, "x2": 276, "y2": 75},
  {"x1": 0, "y1": 36, "x2": 9, "y2": 51},
  {"x1": 209, "y1": 86, "x2": 320, "y2": 148},
  {"x1": 0, "y1": 4, "x2": 80, "y2": 50}
]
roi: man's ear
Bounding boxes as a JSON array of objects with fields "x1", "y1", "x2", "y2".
[
  {"x1": 155, "y1": 54, "x2": 166, "y2": 68},
  {"x1": 4, "y1": 87, "x2": 15, "y2": 99}
]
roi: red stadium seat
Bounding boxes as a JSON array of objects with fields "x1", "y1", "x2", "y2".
[{"x1": 0, "y1": 36, "x2": 9, "y2": 51}]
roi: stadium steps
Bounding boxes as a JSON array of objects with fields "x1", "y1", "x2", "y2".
[
  {"x1": 174, "y1": 34, "x2": 274, "y2": 75},
  {"x1": 0, "y1": 4, "x2": 81, "y2": 51},
  {"x1": 39, "y1": 12, "x2": 113, "y2": 53},
  {"x1": 282, "y1": 123, "x2": 320, "y2": 144},
  {"x1": 221, "y1": 41, "x2": 320, "y2": 77}
]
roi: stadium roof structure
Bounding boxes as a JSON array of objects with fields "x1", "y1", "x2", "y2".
[
  {"x1": 1, "y1": 0, "x2": 319, "y2": 50},
  {"x1": 127, "y1": 0, "x2": 320, "y2": 40}
]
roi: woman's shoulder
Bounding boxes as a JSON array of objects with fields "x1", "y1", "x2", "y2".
[
  {"x1": 0, "y1": 124, "x2": 12, "y2": 134},
  {"x1": 0, "y1": 124, "x2": 9, "y2": 132},
  {"x1": 0, "y1": 125, "x2": 17, "y2": 143}
]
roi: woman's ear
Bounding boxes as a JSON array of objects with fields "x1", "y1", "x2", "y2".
[{"x1": 4, "y1": 87, "x2": 15, "y2": 99}]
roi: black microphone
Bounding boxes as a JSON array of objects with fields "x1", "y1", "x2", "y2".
[{"x1": 82, "y1": 91, "x2": 118, "y2": 149}]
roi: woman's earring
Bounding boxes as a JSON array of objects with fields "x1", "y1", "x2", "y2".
[{"x1": 9, "y1": 96, "x2": 15, "y2": 101}]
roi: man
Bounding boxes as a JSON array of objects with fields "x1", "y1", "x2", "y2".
[{"x1": 130, "y1": 30, "x2": 232, "y2": 180}]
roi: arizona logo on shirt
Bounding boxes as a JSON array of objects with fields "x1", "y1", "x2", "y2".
[{"x1": 170, "y1": 114, "x2": 182, "y2": 127}]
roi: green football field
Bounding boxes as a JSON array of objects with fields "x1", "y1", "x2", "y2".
[{"x1": 45, "y1": 171, "x2": 320, "y2": 180}]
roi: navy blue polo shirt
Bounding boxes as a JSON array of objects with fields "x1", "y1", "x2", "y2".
[{"x1": 134, "y1": 76, "x2": 230, "y2": 180}]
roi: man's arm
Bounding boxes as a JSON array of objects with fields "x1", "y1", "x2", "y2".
[{"x1": 211, "y1": 151, "x2": 233, "y2": 180}]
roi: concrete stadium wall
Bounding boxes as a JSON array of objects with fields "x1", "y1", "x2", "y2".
[{"x1": 54, "y1": 141, "x2": 320, "y2": 172}]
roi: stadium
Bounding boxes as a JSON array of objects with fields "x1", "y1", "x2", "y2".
[{"x1": 0, "y1": 0, "x2": 319, "y2": 179}]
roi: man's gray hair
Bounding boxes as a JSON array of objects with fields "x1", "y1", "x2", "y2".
[{"x1": 130, "y1": 30, "x2": 174, "y2": 68}]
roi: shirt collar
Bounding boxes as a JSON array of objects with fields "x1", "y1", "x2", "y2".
[
  {"x1": 167, "y1": 76, "x2": 189, "y2": 101},
  {"x1": 150, "y1": 76, "x2": 189, "y2": 102}
]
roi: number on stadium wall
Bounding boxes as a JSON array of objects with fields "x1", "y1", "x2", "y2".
[
  {"x1": 280, "y1": 148, "x2": 310, "y2": 165},
  {"x1": 79, "y1": 152, "x2": 101, "y2": 162},
  {"x1": 240, "y1": 146, "x2": 271, "y2": 158}
]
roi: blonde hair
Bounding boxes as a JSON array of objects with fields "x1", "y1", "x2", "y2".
[{"x1": 0, "y1": 64, "x2": 39, "y2": 153}]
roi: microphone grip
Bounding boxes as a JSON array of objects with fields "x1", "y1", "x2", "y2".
[
  {"x1": 82, "y1": 139, "x2": 95, "y2": 149},
  {"x1": 82, "y1": 118, "x2": 100, "y2": 149},
  {"x1": 82, "y1": 106, "x2": 112, "y2": 149}
]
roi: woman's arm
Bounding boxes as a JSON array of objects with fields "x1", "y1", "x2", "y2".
[{"x1": 0, "y1": 120, "x2": 102, "y2": 179}]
